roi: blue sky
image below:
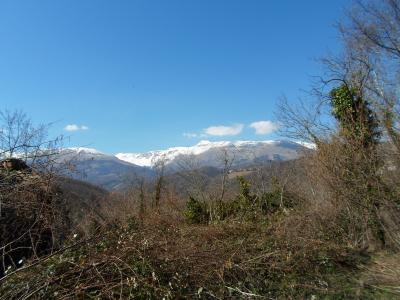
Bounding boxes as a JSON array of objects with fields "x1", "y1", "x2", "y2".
[{"x1": 0, "y1": 0, "x2": 348, "y2": 153}]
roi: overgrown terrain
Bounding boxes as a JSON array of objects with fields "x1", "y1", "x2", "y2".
[{"x1": 1, "y1": 153, "x2": 399, "y2": 299}]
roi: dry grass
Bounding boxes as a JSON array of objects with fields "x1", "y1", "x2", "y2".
[
  {"x1": 1, "y1": 193, "x2": 399, "y2": 299},
  {"x1": 360, "y1": 252, "x2": 400, "y2": 297}
]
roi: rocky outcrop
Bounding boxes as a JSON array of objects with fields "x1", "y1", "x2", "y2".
[{"x1": 0, "y1": 158, "x2": 31, "y2": 172}]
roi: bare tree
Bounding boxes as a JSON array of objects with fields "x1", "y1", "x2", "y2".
[
  {"x1": 153, "y1": 156, "x2": 166, "y2": 208},
  {"x1": 338, "y1": 0, "x2": 400, "y2": 159},
  {"x1": 175, "y1": 155, "x2": 210, "y2": 202},
  {"x1": 275, "y1": 0, "x2": 400, "y2": 249},
  {"x1": 0, "y1": 110, "x2": 64, "y2": 169},
  {"x1": 0, "y1": 110, "x2": 68, "y2": 277},
  {"x1": 217, "y1": 148, "x2": 235, "y2": 204}
]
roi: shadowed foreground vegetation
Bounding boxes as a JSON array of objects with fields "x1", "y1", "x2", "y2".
[{"x1": 0, "y1": 154, "x2": 399, "y2": 299}]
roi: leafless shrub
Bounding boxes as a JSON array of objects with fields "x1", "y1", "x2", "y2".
[{"x1": 0, "y1": 110, "x2": 73, "y2": 277}]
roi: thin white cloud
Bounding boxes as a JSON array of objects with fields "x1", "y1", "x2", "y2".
[
  {"x1": 183, "y1": 132, "x2": 198, "y2": 138},
  {"x1": 249, "y1": 121, "x2": 279, "y2": 135},
  {"x1": 64, "y1": 124, "x2": 89, "y2": 132},
  {"x1": 204, "y1": 124, "x2": 244, "y2": 136}
]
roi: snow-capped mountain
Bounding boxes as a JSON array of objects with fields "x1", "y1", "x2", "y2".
[
  {"x1": 66, "y1": 147, "x2": 106, "y2": 157},
  {"x1": 115, "y1": 140, "x2": 235, "y2": 167},
  {"x1": 58, "y1": 147, "x2": 154, "y2": 190},
  {"x1": 116, "y1": 140, "x2": 311, "y2": 169},
  {"x1": 61, "y1": 140, "x2": 312, "y2": 190}
]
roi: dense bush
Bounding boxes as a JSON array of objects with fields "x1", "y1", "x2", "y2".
[
  {"x1": 183, "y1": 176, "x2": 299, "y2": 225},
  {"x1": 183, "y1": 197, "x2": 209, "y2": 224}
]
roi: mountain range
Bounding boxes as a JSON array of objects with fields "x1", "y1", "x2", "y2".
[{"x1": 62, "y1": 140, "x2": 312, "y2": 190}]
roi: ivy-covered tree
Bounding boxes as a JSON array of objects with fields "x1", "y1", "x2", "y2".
[
  {"x1": 330, "y1": 84, "x2": 381, "y2": 148},
  {"x1": 329, "y1": 84, "x2": 387, "y2": 246}
]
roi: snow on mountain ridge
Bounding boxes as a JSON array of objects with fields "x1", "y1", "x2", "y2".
[
  {"x1": 67, "y1": 147, "x2": 105, "y2": 155},
  {"x1": 63, "y1": 140, "x2": 313, "y2": 168},
  {"x1": 115, "y1": 140, "x2": 288, "y2": 167}
]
